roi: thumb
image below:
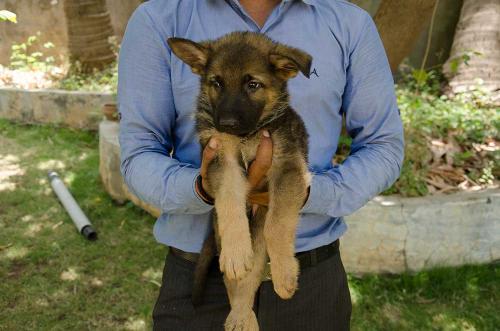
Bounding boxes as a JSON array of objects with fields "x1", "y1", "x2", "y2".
[
  {"x1": 201, "y1": 138, "x2": 218, "y2": 177},
  {"x1": 248, "y1": 130, "x2": 273, "y2": 189}
]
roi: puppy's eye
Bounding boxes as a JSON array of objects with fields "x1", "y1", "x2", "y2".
[
  {"x1": 247, "y1": 81, "x2": 263, "y2": 91},
  {"x1": 210, "y1": 78, "x2": 223, "y2": 89}
]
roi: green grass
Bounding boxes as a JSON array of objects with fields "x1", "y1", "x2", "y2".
[
  {"x1": 0, "y1": 119, "x2": 498, "y2": 330},
  {"x1": 350, "y1": 265, "x2": 499, "y2": 331},
  {"x1": 0, "y1": 120, "x2": 164, "y2": 330}
]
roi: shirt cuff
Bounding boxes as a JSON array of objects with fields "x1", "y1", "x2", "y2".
[
  {"x1": 300, "y1": 173, "x2": 336, "y2": 215},
  {"x1": 190, "y1": 169, "x2": 215, "y2": 212},
  {"x1": 169, "y1": 167, "x2": 214, "y2": 214}
]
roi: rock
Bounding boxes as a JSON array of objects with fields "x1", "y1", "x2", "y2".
[
  {"x1": 404, "y1": 191, "x2": 500, "y2": 271},
  {"x1": 342, "y1": 195, "x2": 407, "y2": 274},
  {"x1": 99, "y1": 120, "x2": 127, "y2": 203},
  {"x1": 99, "y1": 120, "x2": 161, "y2": 217}
]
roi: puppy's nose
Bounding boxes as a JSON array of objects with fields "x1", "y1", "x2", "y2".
[{"x1": 218, "y1": 118, "x2": 238, "y2": 128}]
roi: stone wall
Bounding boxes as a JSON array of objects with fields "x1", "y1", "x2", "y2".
[
  {"x1": 0, "y1": 87, "x2": 113, "y2": 130},
  {"x1": 99, "y1": 120, "x2": 500, "y2": 274},
  {"x1": 0, "y1": 0, "x2": 143, "y2": 65},
  {"x1": 99, "y1": 119, "x2": 161, "y2": 217},
  {"x1": 351, "y1": 0, "x2": 463, "y2": 69},
  {"x1": 342, "y1": 191, "x2": 499, "y2": 274}
]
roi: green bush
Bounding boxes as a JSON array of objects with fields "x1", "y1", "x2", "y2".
[
  {"x1": 396, "y1": 80, "x2": 499, "y2": 196},
  {"x1": 398, "y1": 88, "x2": 499, "y2": 145},
  {"x1": 336, "y1": 68, "x2": 499, "y2": 197},
  {"x1": 9, "y1": 32, "x2": 55, "y2": 71},
  {"x1": 56, "y1": 36, "x2": 119, "y2": 93},
  {"x1": 57, "y1": 62, "x2": 118, "y2": 93}
]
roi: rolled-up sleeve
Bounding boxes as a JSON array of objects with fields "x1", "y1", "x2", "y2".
[
  {"x1": 301, "y1": 14, "x2": 404, "y2": 217},
  {"x1": 117, "y1": 6, "x2": 213, "y2": 215}
]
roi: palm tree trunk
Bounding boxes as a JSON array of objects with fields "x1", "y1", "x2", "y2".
[
  {"x1": 374, "y1": 0, "x2": 438, "y2": 73},
  {"x1": 444, "y1": 0, "x2": 500, "y2": 103},
  {"x1": 63, "y1": 0, "x2": 115, "y2": 73}
]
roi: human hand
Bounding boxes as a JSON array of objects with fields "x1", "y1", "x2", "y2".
[
  {"x1": 195, "y1": 138, "x2": 219, "y2": 204},
  {"x1": 246, "y1": 131, "x2": 310, "y2": 208},
  {"x1": 247, "y1": 130, "x2": 273, "y2": 206},
  {"x1": 195, "y1": 131, "x2": 273, "y2": 205},
  {"x1": 196, "y1": 130, "x2": 308, "y2": 207}
]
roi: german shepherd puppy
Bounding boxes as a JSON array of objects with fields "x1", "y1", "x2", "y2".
[{"x1": 168, "y1": 32, "x2": 311, "y2": 331}]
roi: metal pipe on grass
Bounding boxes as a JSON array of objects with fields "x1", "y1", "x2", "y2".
[{"x1": 48, "y1": 171, "x2": 97, "y2": 241}]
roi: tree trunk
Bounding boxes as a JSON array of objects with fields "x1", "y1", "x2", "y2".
[
  {"x1": 444, "y1": 0, "x2": 500, "y2": 103},
  {"x1": 374, "y1": 0, "x2": 438, "y2": 72},
  {"x1": 63, "y1": 0, "x2": 115, "y2": 73}
]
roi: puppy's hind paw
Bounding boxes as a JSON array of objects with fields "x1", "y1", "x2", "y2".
[
  {"x1": 225, "y1": 310, "x2": 259, "y2": 331},
  {"x1": 219, "y1": 238, "x2": 254, "y2": 280},
  {"x1": 271, "y1": 257, "x2": 299, "y2": 300}
]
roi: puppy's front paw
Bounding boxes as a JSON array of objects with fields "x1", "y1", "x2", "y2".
[
  {"x1": 225, "y1": 309, "x2": 259, "y2": 331},
  {"x1": 271, "y1": 256, "x2": 299, "y2": 299},
  {"x1": 219, "y1": 235, "x2": 253, "y2": 280}
]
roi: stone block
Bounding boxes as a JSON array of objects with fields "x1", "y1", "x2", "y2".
[
  {"x1": 0, "y1": 88, "x2": 114, "y2": 130},
  {"x1": 342, "y1": 195, "x2": 407, "y2": 274},
  {"x1": 404, "y1": 190, "x2": 500, "y2": 271},
  {"x1": 99, "y1": 120, "x2": 161, "y2": 217}
]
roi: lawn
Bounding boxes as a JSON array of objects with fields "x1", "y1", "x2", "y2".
[{"x1": 0, "y1": 119, "x2": 498, "y2": 331}]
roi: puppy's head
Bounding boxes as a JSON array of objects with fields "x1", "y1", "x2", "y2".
[{"x1": 167, "y1": 32, "x2": 312, "y2": 136}]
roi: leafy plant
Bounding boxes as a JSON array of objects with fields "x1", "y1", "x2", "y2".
[
  {"x1": 57, "y1": 62, "x2": 117, "y2": 93},
  {"x1": 398, "y1": 61, "x2": 446, "y2": 96},
  {"x1": 394, "y1": 79, "x2": 499, "y2": 196},
  {"x1": 337, "y1": 65, "x2": 499, "y2": 197},
  {"x1": 397, "y1": 87, "x2": 499, "y2": 144},
  {"x1": 448, "y1": 50, "x2": 483, "y2": 74},
  {"x1": 9, "y1": 32, "x2": 55, "y2": 71},
  {"x1": 383, "y1": 129, "x2": 430, "y2": 197},
  {"x1": 0, "y1": 10, "x2": 16, "y2": 23}
]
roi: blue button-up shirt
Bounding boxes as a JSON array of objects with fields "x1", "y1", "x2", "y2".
[{"x1": 118, "y1": 0, "x2": 404, "y2": 253}]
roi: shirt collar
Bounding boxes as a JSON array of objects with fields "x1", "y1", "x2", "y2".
[
  {"x1": 230, "y1": 0, "x2": 317, "y2": 7},
  {"x1": 283, "y1": 0, "x2": 317, "y2": 6}
]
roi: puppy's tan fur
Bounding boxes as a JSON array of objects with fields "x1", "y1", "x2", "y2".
[{"x1": 168, "y1": 32, "x2": 311, "y2": 331}]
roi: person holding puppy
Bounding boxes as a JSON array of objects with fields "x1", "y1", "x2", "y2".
[{"x1": 118, "y1": 0, "x2": 404, "y2": 330}]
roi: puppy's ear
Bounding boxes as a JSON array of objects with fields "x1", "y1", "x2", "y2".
[
  {"x1": 167, "y1": 37, "x2": 209, "y2": 75},
  {"x1": 269, "y1": 45, "x2": 312, "y2": 80}
]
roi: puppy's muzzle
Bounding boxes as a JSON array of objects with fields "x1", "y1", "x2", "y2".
[
  {"x1": 216, "y1": 116, "x2": 252, "y2": 136},
  {"x1": 218, "y1": 117, "x2": 239, "y2": 128}
]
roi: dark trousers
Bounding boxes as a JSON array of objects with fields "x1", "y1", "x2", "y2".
[{"x1": 153, "y1": 243, "x2": 352, "y2": 330}]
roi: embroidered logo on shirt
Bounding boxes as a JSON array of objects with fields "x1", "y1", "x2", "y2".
[{"x1": 310, "y1": 68, "x2": 319, "y2": 78}]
